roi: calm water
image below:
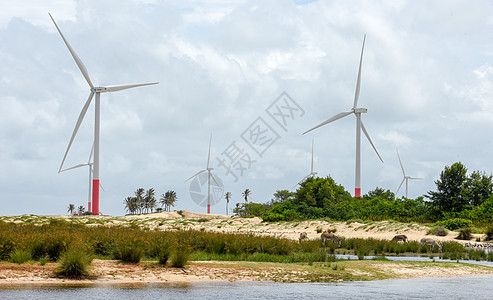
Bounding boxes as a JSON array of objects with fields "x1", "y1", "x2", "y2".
[{"x1": 2, "y1": 275, "x2": 493, "y2": 300}]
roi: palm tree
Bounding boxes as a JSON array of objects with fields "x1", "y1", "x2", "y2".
[
  {"x1": 135, "y1": 188, "x2": 145, "y2": 214},
  {"x1": 77, "y1": 205, "x2": 85, "y2": 216},
  {"x1": 225, "y1": 192, "x2": 232, "y2": 215},
  {"x1": 67, "y1": 204, "x2": 75, "y2": 215},
  {"x1": 160, "y1": 190, "x2": 177, "y2": 212},
  {"x1": 124, "y1": 196, "x2": 138, "y2": 215},
  {"x1": 145, "y1": 188, "x2": 156, "y2": 213},
  {"x1": 242, "y1": 189, "x2": 251, "y2": 203}
]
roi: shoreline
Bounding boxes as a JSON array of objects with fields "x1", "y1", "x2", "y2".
[{"x1": 1, "y1": 259, "x2": 493, "y2": 286}]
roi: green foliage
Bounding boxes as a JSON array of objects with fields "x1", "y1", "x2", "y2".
[
  {"x1": 112, "y1": 241, "x2": 144, "y2": 263},
  {"x1": 456, "y1": 227, "x2": 472, "y2": 240},
  {"x1": 171, "y1": 243, "x2": 191, "y2": 268},
  {"x1": 9, "y1": 249, "x2": 31, "y2": 264},
  {"x1": 57, "y1": 247, "x2": 92, "y2": 278},
  {"x1": 485, "y1": 224, "x2": 493, "y2": 241},
  {"x1": 437, "y1": 218, "x2": 473, "y2": 231},
  {"x1": 434, "y1": 226, "x2": 448, "y2": 236}
]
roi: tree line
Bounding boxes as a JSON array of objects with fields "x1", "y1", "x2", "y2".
[
  {"x1": 234, "y1": 162, "x2": 493, "y2": 224},
  {"x1": 124, "y1": 188, "x2": 177, "y2": 215}
]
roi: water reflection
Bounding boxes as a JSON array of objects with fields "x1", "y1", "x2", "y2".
[{"x1": 2, "y1": 276, "x2": 493, "y2": 300}]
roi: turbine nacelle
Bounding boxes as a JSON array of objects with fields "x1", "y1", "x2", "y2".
[{"x1": 353, "y1": 108, "x2": 367, "y2": 114}]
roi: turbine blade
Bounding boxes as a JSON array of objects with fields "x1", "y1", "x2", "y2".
[
  {"x1": 185, "y1": 169, "x2": 207, "y2": 182},
  {"x1": 88, "y1": 142, "x2": 94, "y2": 164},
  {"x1": 210, "y1": 173, "x2": 220, "y2": 186},
  {"x1": 303, "y1": 111, "x2": 353, "y2": 135},
  {"x1": 49, "y1": 13, "x2": 94, "y2": 89},
  {"x1": 396, "y1": 148, "x2": 406, "y2": 176},
  {"x1": 104, "y1": 82, "x2": 159, "y2": 92},
  {"x1": 99, "y1": 182, "x2": 105, "y2": 192},
  {"x1": 60, "y1": 163, "x2": 89, "y2": 172},
  {"x1": 311, "y1": 139, "x2": 314, "y2": 173},
  {"x1": 396, "y1": 178, "x2": 405, "y2": 194},
  {"x1": 353, "y1": 34, "x2": 366, "y2": 109},
  {"x1": 59, "y1": 92, "x2": 95, "y2": 173},
  {"x1": 409, "y1": 177, "x2": 423, "y2": 180},
  {"x1": 361, "y1": 120, "x2": 384, "y2": 163},
  {"x1": 207, "y1": 134, "x2": 212, "y2": 169}
]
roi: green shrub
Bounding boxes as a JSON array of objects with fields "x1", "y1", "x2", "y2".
[
  {"x1": 57, "y1": 248, "x2": 91, "y2": 278},
  {"x1": 113, "y1": 243, "x2": 143, "y2": 263},
  {"x1": 434, "y1": 226, "x2": 448, "y2": 236},
  {"x1": 456, "y1": 227, "x2": 472, "y2": 240},
  {"x1": 438, "y1": 218, "x2": 473, "y2": 231},
  {"x1": 485, "y1": 225, "x2": 493, "y2": 241},
  {"x1": 171, "y1": 243, "x2": 191, "y2": 268},
  {"x1": 0, "y1": 237, "x2": 15, "y2": 261},
  {"x1": 10, "y1": 249, "x2": 31, "y2": 264}
]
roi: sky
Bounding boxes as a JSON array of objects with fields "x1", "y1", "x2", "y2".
[{"x1": 1, "y1": 0, "x2": 493, "y2": 216}]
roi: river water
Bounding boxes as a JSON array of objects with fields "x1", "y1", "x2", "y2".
[{"x1": 1, "y1": 275, "x2": 493, "y2": 300}]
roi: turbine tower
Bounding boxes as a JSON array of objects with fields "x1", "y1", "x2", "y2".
[
  {"x1": 185, "y1": 134, "x2": 220, "y2": 214},
  {"x1": 293, "y1": 139, "x2": 318, "y2": 190},
  {"x1": 50, "y1": 14, "x2": 158, "y2": 215},
  {"x1": 60, "y1": 144, "x2": 105, "y2": 213},
  {"x1": 396, "y1": 149, "x2": 422, "y2": 198},
  {"x1": 303, "y1": 35, "x2": 383, "y2": 197}
]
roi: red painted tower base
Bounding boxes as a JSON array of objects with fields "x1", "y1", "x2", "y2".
[
  {"x1": 207, "y1": 204, "x2": 210, "y2": 214},
  {"x1": 354, "y1": 188, "x2": 361, "y2": 197},
  {"x1": 92, "y1": 180, "x2": 99, "y2": 215},
  {"x1": 88, "y1": 202, "x2": 91, "y2": 213}
]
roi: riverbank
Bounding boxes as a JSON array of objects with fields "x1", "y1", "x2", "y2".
[{"x1": 1, "y1": 259, "x2": 493, "y2": 285}]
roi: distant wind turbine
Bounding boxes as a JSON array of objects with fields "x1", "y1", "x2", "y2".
[
  {"x1": 50, "y1": 13, "x2": 158, "y2": 215},
  {"x1": 396, "y1": 149, "x2": 422, "y2": 198},
  {"x1": 303, "y1": 35, "x2": 383, "y2": 197},
  {"x1": 60, "y1": 144, "x2": 104, "y2": 213},
  {"x1": 185, "y1": 134, "x2": 220, "y2": 214},
  {"x1": 293, "y1": 139, "x2": 318, "y2": 190}
]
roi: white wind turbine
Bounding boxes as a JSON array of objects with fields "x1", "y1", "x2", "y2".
[
  {"x1": 293, "y1": 139, "x2": 318, "y2": 190},
  {"x1": 185, "y1": 134, "x2": 220, "y2": 214},
  {"x1": 60, "y1": 144, "x2": 104, "y2": 213},
  {"x1": 396, "y1": 149, "x2": 422, "y2": 198},
  {"x1": 50, "y1": 14, "x2": 158, "y2": 215},
  {"x1": 303, "y1": 35, "x2": 383, "y2": 197}
]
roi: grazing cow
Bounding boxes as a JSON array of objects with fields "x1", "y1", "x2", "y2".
[
  {"x1": 420, "y1": 237, "x2": 442, "y2": 252},
  {"x1": 392, "y1": 235, "x2": 408, "y2": 242},
  {"x1": 321, "y1": 232, "x2": 341, "y2": 247},
  {"x1": 299, "y1": 232, "x2": 308, "y2": 243}
]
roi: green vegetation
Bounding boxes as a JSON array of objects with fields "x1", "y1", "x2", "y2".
[
  {"x1": 9, "y1": 249, "x2": 31, "y2": 264},
  {"x1": 125, "y1": 187, "x2": 175, "y2": 215},
  {"x1": 56, "y1": 247, "x2": 92, "y2": 278},
  {"x1": 233, "y1": 162, "x2": 493, "y2": 226}
]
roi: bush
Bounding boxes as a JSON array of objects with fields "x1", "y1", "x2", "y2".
[
  {"x1": 0, "y1": 237, "x2": 15, "y2": 261},
  {"x1": 113, "y1": 243, "x2": 143, "y2": 263},
  {"x1": 438, "y1": 218, "x2": 473, "y2": 231},
  {"x1": 57, "y1": 248, "x2": 91, "y2": 278},
  {"x1": 171, "y1": 243, "x2": 191, "y2": 268},
  {"x1": 485, "y1": 225, "x2": 493, "y2": 241},
  {"x1": 456, "y1": 227, "x2": 472, "y2": 240},
  {"x1": 10, "y1": 249, "x2": 31, "y2": 264},
  {"x1": 434, "y1": 227, "x2": 448, "y2": 236}
]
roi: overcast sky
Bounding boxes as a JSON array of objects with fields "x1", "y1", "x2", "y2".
[{"x1": 1, "y1": 0, "x2": 493, "y2": 216}]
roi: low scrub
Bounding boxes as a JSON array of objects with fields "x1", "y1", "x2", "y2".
[
  {"x1": 171, "y1": 243, "x2": 191, "y2": 268},
  {"x1": 56, "y1": 248, "x2": 92, "y2": 278},
  {"x1": 113, "y1": 243, "x2": 144, "y2": 263},
  {"x1": 456, "y1": 227, "x2": 472, "y2": 240},
  {"x1": 9, "y1": 249, "x2": 31, "y2": 264},
  {"x1": 485, "y1": 225, "x2": 493, "y2": 241}
]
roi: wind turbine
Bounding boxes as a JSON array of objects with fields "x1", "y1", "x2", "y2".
[
  {"x1": 50, "y1": 14, "x2": 158, "y2": 215},
  {"x1": 60, "y1": 144, "x2": 104, "y2": 213},
  {"x1": 396, "y1": 149, "x2": 422, "y2": 198},
  {"x1": 303, "y1": 35, "x2": 383, "y2": 197},
  {"x1": 185, "y1": 134, "x2": 220, "y2": 214},
  {"x1": 293, "y1": 139, "x2": 318, "y2": 190}
]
